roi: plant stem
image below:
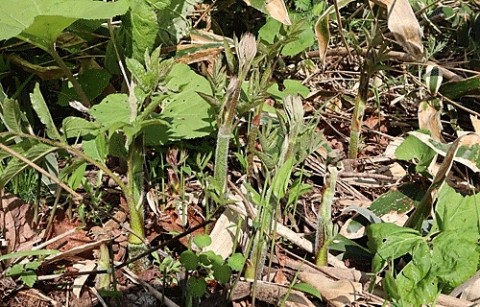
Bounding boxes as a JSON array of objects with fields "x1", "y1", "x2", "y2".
[
  {"x1": 48, "y1": 45, "x2": 90, "y2": 108},
  {"x1": 247, "y1": 102, "x2": 264, "y2": 181},
  {"x1": 315, "y1": 165, "x2": 338, "y2": 266},
  {"x1": 126, "y1": 135, "x2": 148, "y2": 271},
  {"x1": 348, "y1": 59, "x2": 370, "y2": 159}
]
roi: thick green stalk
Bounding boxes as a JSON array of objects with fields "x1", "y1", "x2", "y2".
[
  {"x1": 97, "y1": 242, "x2": 112, "y2": 290},
  {"x1": 214, "y1": 33, "x2": 257, "y2": 194},
  {"x1": 212, "y1": 78, "x2": 241, "y2": 194},
  {"x1": 214, "y1": 126, "x2": 232, "y2": 193},
  {"x1": 315, "y1": 165, "x2": 338, "y2": 266},
  {"x1": 126, "y1": 136, "x2": 148, "y2": 271},
  {"x1": 348, "y1": 60, "x2": 370, "y2": 159}
]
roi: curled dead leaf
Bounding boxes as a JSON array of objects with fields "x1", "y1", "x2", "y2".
[{"x1": 371, "y1": 0, "x2": 424, "y2": 59}]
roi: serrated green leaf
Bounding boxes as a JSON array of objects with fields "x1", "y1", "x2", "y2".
[
  {"x1": 2, "y1": 99, "x2": 30, "y2": 134},
  {"x1": 62, "y1": 116, "x2": 101, "y2": 138},
  {"x1": 292, "y1": 282, "x2": 322, "y2": 299},
  {"x1": 143, "y1": 63, "x2": 214, "y2": 143},
  {"x1": 30, "y1": 83, "x2": 62, "y2": 140},
  {"x1": 281, "y1": 20, "x2": 315, "y2": 56},
  {"x1": 433, "y1": 185, "x2": 480, "y2": 233},
  {"x1": 20, "y1": 271, "x2": 38, "y2": 287},
  {"x1": 258, "y1": 18, "x2": 282, "y2": 45},
  {"x1": 128, "y1": 0, "x2": 161, "y2": 62},
  {"x1": 180, "y1": 250, "x2": 199, "y2": 271},
  {"x1": 24, "y1": 261, "x2": 42, "y2": 271},
  {"x1": 91, "y1": 94, "x2": 130, "y2": 127}
]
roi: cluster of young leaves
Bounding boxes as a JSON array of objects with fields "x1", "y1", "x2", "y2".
[
  {"x1": 0, "y1": 250, "x2": 59, "y2": 287},
  {"x1": 179, "y1": 234, "x2": 245, "y2": 299}
]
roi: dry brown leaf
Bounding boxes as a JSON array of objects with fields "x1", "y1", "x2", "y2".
[
  {"x1": 232, "y1": 281, "x2": 315, "y2": 307},
  {"x1": 265, "y1": 0, "x2": 291, "y2": 25},
  {"x1": 372, "y1": 0, "x2": 424, "y2": 59},
  {"x1": 299, "y1": 271, "x2": 363, "y2": 307},
  {"x1": 72, "y1": 260, "x2": 96, "y2": 298},
  {"x1": 44, "y1": 238, "x2": 110, "y2": 264},
  {"x1": 470, "y1": 115, "x2": 480, "y2": 134},
  {"x1": 460, "y1": 274, "x2": 480, "y2": 301},
  {"x1": 243, "y1": 0, "x2": 291, "y2": 25},
  {"x1": 315, "y1": 13, "x2": 330, "y2": 65},
  {"x1": 0, "y1": 194, "x2": 36, "y2": 253},
  {"x1": 204, "y1": 205, "x2": 247, "y2": 259},
  {"x1": 418, "y1": 100, "x2": 444, "y2": 142}
]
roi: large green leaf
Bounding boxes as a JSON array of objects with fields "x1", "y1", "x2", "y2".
[
  {"x1": 367, "y1": 223, "x2": 424, "y2": 272},
  {"x1": 62, "y1": 116, "x2": 101, "y2": 138},
  {"x1": 144, "y1": 63, "x2": 214, "y2": 144},
  {"x1": 1, "y1": 99, "x2": 31, "y2": 134},
  {"x1": 0, "y1": 0, "x2": 129, "y2": 48},
  {"x1": 395, "y1": 132, "x2": 437, "y2": 173},
  {"x1": 432, "y1": 184, "x2": 480, "y2": 233},
  {"x1": 369, "y1": 184, "x2": 425, "y2": 217},
  {"x1": 90, "y1": 94, "x2": 131, "y2": 128},
  {"x1": 406, "y1": 131, "x2": 480, "y2": 173},
  {"x1": 432, "y1": 230, "x2": 479, "y2": 291},
  {"x1": 388, "y1": 243, "x2": 437, "y2": 306},
  {"x1": 127, "y1": 0, "x2": 168, "y2": 62},
  {"x1": 439, "y1": 75, "x2": 480, "y2": 99}
]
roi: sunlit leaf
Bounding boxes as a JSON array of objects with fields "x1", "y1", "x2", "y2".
[
  {"x1": 315, "y1": 13, "x2": 330, "y2": 65},
  {"x1": 0, "y1": 0, "x2": 129, "y2": 48}
]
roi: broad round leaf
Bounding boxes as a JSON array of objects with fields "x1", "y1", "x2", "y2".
[
  {"x1": 193, "y1": 234, "x2": 212, "y2": 249},
  {"x1": 180, "y1": 250, "x2": 199, "y2": 271},
  {"x1": 188, "y1": 276, "x2": 207, "y2": 298},
  {"x1": 227, "y1": 253, "x2": 245, "y2": 272},
  {"x1": 213, "y1": 264, "x2": 232, "y2": 284}
]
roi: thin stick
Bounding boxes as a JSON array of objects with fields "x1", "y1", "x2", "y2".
[
  {"x1": 49, "y1": 44, "x2": 90, "y2": 108},
  {"x1": 0, "y1": 142, "x2": 82, "y2": 200}
]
